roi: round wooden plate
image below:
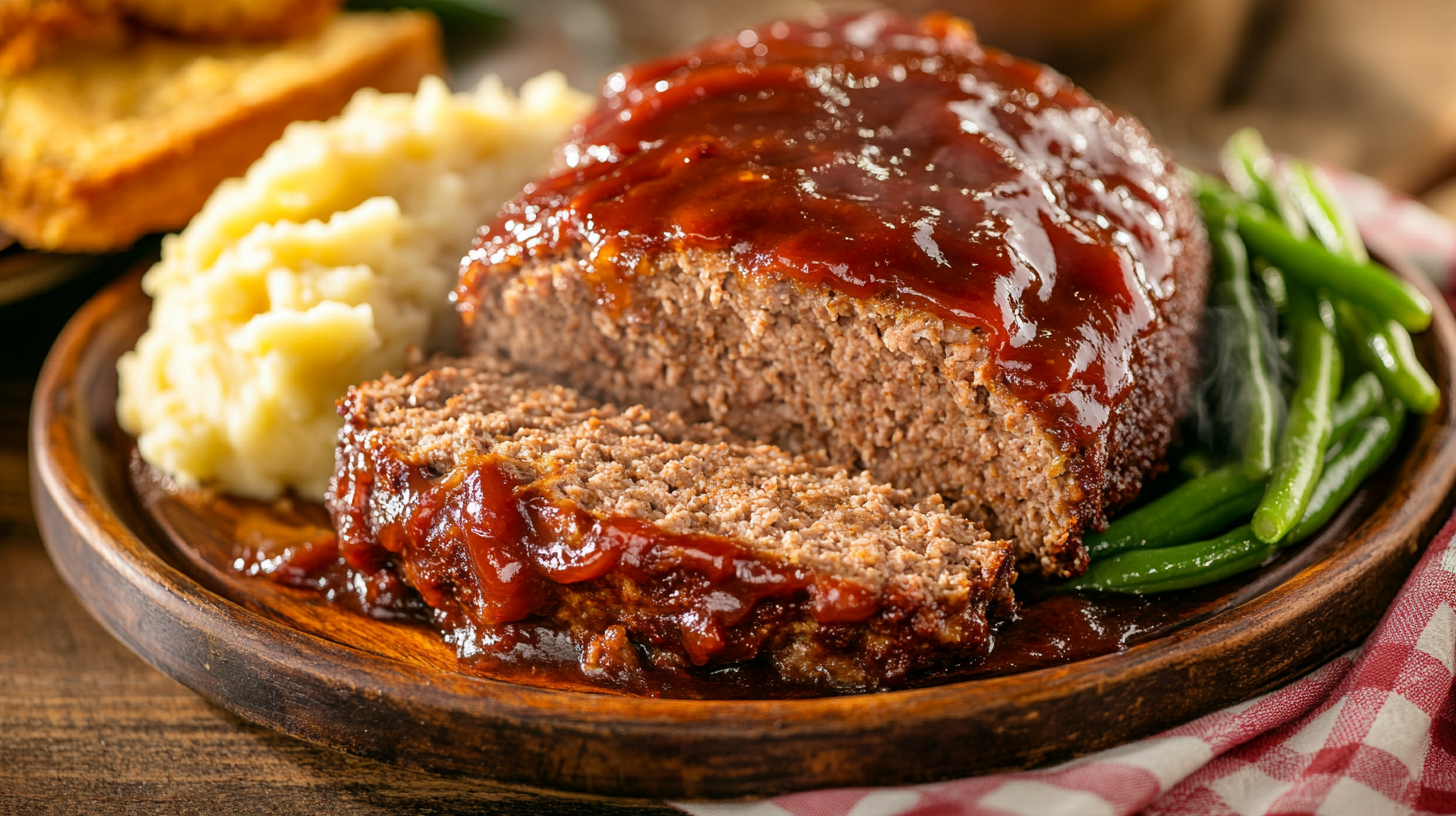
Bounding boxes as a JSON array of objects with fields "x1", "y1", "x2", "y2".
[
  {"x1": 32, "y1": 262, "x2": 1456, "y2": 801},
  {"x1": 0, "y1": 244, "x2": 120, "y2": 305}
]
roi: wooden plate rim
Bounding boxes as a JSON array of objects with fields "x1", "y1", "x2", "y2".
[{"x1": 31, "y1": 263, "x2": 1456, "y2": 799}]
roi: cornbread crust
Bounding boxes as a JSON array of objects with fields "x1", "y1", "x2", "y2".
[
  {"x1": 119, "y1": 0, "x2": 340, "y2": 41},
  {"x1": 0, "y1": 0, "x2": 126, "y2": 76},
  {"x1": 0, "y1": 11, "x2": 442, "y2": 252},
  {"x1": 0, "y1": 0, "x2": 341, "y2": 76}
]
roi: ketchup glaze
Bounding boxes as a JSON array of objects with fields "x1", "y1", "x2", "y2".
[
  {"x1": 323, "y1": 433, "x2": 998, "y2": 692},
  {"x1": 463, "y1": 11, "x2": 1195, "y2": 450}
]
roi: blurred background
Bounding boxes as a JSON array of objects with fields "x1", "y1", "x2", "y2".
[
  {"x1": 2, "y1": 4, "x2": 1452, "y2": 810},
  {"x1": 461, "y1": 0, "x2": 1456, "y2": 223}
]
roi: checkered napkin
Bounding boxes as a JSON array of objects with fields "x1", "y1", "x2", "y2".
[{"x1": 672, "y1": 170, "x2": 1456, "y2": 816}]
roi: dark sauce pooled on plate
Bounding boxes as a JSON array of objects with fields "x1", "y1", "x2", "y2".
[
  {"x1": 463, "y1": 11, "x2": 1190, "y2": 452},
  {"x1": 184, "y1": 483, "x2": 1202, "y2": 699},
  {"x1": 233, "y1": 505, "x2": 1194, "y2": 696}
]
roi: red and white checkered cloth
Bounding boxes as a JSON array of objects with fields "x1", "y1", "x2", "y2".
[{"x1": 672, "y1": 170, "x2": 1456, "y2": 816}]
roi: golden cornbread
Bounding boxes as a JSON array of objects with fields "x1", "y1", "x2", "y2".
[
  {"x1": 0, "y1": 0, "x2": 341, "y2": 75},
  {"x1": 111, "y1": 0, "x2": 340, "y2": 40},
  {"x1": 116, "y1": 72, "x2": 592, "y2": 500},
  {"x1": 0, "y1": 0, "x2": 125, "y2": 76},
  {"x1": 0, "y1": 10, "x2": 441, "y2": 251}
]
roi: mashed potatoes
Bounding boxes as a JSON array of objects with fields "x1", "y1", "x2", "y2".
[{"x1": 117, "y1": 72, "x2": 591, "y2": 499}]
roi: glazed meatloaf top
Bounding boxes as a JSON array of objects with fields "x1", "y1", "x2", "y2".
[
  {"x1": 457, "y1": 12, "x2": 1209, "y2": 577},
  {"x1": 329, "y1": 357, "x2": 1017, "y2": 689}
]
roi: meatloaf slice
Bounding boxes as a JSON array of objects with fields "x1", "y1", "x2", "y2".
[
  {"x1": 328, "y1": 357, "x2": 1017, "y2": 690},
  {"x1": 457, "y1": 12, "x2": 1209, "y2": 579}
]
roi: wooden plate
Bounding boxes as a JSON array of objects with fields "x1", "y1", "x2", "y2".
[
  {"x1": 32, "y1": 262, "x2": 1456, "y2": 801},
  {"x1": 0, "y1": 245, "x2": 114, "y2": 305}
]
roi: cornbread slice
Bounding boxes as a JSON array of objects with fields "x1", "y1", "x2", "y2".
[
  {"x1": 0, "y1": 0, "x2": 341, "y2": 76},
  {"x1": 113, "y1": 0, "x2": 340, "y2": 41},
  {"x1": 0, "y1": 10, "x2": 442, "y2": 251},
  {"x1": 0, "y1": 0, "x2": 125, "y2": 76},
  {"x1": 329, "y1": 357, "x2": 1019, "y2": 689}
]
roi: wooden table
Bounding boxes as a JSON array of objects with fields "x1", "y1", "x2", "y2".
[{"x1": 0, "y1": 257, "x2": 675, "y2": 815}]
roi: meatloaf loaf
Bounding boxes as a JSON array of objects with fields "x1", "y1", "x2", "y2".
[
  {"x1": 329, "y1": 357, "x2": 1017, "y2": 689},
  {"x1": 457, "y1": 11, "x2": 1210, "y2": 579}
]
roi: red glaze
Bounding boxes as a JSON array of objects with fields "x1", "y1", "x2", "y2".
[
  {"x1": 325, "y1": 436, "x2": 919, "y2": 682},
  {"x1": 232, "y1": 508, "x2": 424, "y2": 622},
  {"x1": 462, "y1": 11, "x2": 1191, "y2": 450},
  {"x1": 218, "y1": 486, "x2": 1208, "y2": 698},
  {"x1": 195, "y1": 453, "x2": 1205, "y2": 699}
]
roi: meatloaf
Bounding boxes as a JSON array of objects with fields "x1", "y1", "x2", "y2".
[
  {"x1": 457, "y1": 12, "x2": 1209, "y2": 578},
  {"x1": 329, "y1": 357, "x2": 1017, "y2": 689}
]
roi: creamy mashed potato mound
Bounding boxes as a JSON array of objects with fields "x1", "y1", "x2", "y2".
[{"x1": 117, "y1": 72, "x2": 591, "y2": 499}]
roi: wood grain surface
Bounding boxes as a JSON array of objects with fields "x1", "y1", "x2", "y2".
[
  {"x1": 27, "y1": 252, "x2": 1456, "y2": 801},
  {"x1": 1, "y1": 261, "x2": 672, "y2": 816}
]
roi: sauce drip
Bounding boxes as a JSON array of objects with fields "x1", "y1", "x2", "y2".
[
  {"x1": 228, "y1": 499, "x2": 427, "y2": 621},
  {"x1": 464, "y1": 11, "x2": 1189, "y2": 450},
  {"x1": 326, "y1": 445, "x2": 928, "y2": 690},
  {"x1": 226, "y1": 487, "x2": 1198, "y2": 698}
]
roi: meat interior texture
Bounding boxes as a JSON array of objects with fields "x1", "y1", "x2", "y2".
[
  {"x1": 459, "y1": 11, "x2": 1209, "y2": 579},
  {"x1": 330, "y1": 358, "x2": 1017, "y2": 690}
]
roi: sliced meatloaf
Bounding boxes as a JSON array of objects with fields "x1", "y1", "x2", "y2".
[
  {"x1": 328, "y1": 357, "x2": 1017, "y2": 689},
  {"x1": 457, "y1": 12, "x2": 1210, "y2": 578}
]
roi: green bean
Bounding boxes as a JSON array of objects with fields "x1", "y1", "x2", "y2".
[
  {"x1": 1221, "y1": 128, "x2": 1309, "y2": 240},
  {"x1": 1179, "y1": 450, "x2": 1217, "y2": 478},
  {"x1": 1194, "y1": 172, "x2": 1427, "y2": 330},
  {"x1": 1285, "y1": 160, "x2": 1369, "y2": 264},
  {"x1": 1074, "y1": 143, "x2": 1421, "y2": 594},
  {"x1": 1284, "y1": 160, "x2": 1343, "y2": 258},
  {"x1": 1211, "y1": 228, "x2": 1279, "y2": 477},
  {"x1": 1218, "y1": 129, "x2": 1269, "y2": 205},
  {"x1": 1253, "y1": 286, "x2": 1342, "y2": 543},
  {"x1": 346, "y1": 0, "x2": 508, "y2": 27},
  {"x1": 1219, "y1": 128, "x2": 1269, "y2": 205},
  {"x1": 1234, "y1": 204, "x2": 1432, "y2": 332},
  {"x1": 1072, "y1": 398, "x2": 1407, "y2": 594},
  {"x1": 1068, "y1": 525, "x2": 1278, "y2": 594},
  {"x1": 1334, "y1": 300, "x2": 1440, "y2": 414},
  {"x1": 1254, "y1": 258, "x2": 1290, "y2": 313},
  {"x1": 1329, "y1": 372, "x2": 1384, "y2": 445},
  {"x1": 1191, "y1": 171, "x2": 1244, "y2": 220},
  {"x1": 1288, "y1": 399, "x2": 1406, "y2": 544},
  {"x1": 1084, "y1": 465, "x2": 1266, "y2": 559}
]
